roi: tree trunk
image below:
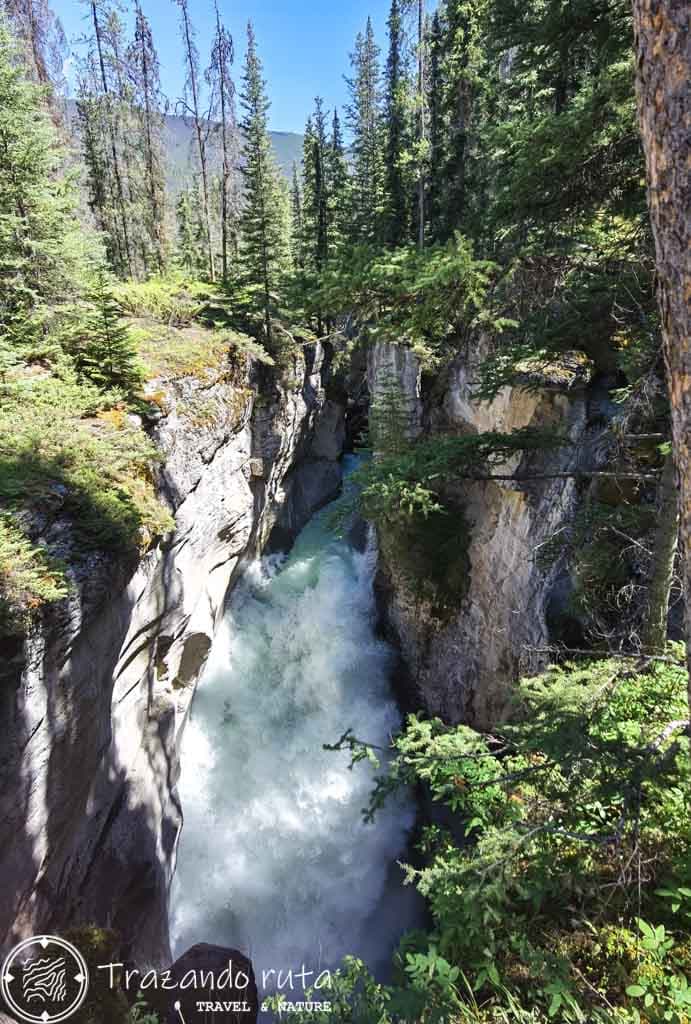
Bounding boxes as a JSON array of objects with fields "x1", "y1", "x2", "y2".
[
  {"x1": 137, "y1": 2, "x2": 164, "y2": 273},
  {"x1": 642, "y1": 453, "x2": 679, "y2": 653},
  {"x1": 179, "y1": 0, "x2": 215, "y2": 283},
  {"x1": 417, "y1": 0, "x2": 426, "y2": 250},
  {"x1": 90, "y1": 0, "x2": 133, "y2": 278},
  {"x1": 632, "y1": 0, "x2": 690, "y2": 714}
]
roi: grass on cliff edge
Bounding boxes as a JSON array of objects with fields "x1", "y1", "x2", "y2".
[
  {"x1": 0, "y1": 374, "x2": 174, "y2": 631},
  {"x1": 0, "y1": 274, "x2": 279, "y2": 634}
]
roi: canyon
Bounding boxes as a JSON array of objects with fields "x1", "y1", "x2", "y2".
[{"x1": 0, "y1": 333, "x2": 598, "y2": 991}]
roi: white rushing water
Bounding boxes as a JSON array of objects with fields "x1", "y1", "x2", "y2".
[{"x1": 171, "y1": 456, "x2": 418, "y2": 998}]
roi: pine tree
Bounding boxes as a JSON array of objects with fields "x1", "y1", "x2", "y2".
[
  {"x1": 103, "y1": 6, "x2": 151, "y2": 278},
  {"x1": 208, "y1": 0, "x2": 238, "y2": 286},
  {"x1": 369, "y1": 370, "x2": 413, "y2": 456},
  {"x1": 75, "y1": 266, "x2": 142, "y2": 393},
  {"x1": 633, "y1": 0, "x2": 691, "y2": 715},
  {"x1": 175, "y1": 0, "x2": 215, "y2": 282},
  {"x1": 175, "y1": 182, "x2": 207, "y2": 275},
  {"x1": 238, "y1": 22, "x2": 289, "y2": 349},
  {"x1": 345, "y1": 18, "x2": 384, "y2": 244},
  {"x1": 129, "y1": 0, "x2": 167, "y2": 274},
  {"x1": 290, "y1": 163, "x2": 304, "y2": 271},
  {"x1": 383, "y1": 0, "x2": 411, "y2": 246},
  {"x1": 0, "y1": 19, "x2": 90, "y2": 355},
  {"x1": 426, "y1": 10, "x2": 445, "y2": 242},
  {"x1": 326, "y1": 108, "x2": 351, "y2": 258},
  {"x1": 302, "y1": 98, "x2": 330, "y2": 274},
  {"x1": 1, "y1": 0, "x2": 66, "y2": 84},
  {"x1": 414, "y1": 0, "x2": 428, "y2": 249},
  {"x1": 437, "y1": 0, "x2": 483, "y2": 237},
  {"x1": 78, "y1": 0, "x2": 134, "y2": 277}
]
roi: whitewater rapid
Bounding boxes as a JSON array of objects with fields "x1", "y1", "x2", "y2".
[{"x1": 170, "y1": 457, "x2": 418, "y2": 996}]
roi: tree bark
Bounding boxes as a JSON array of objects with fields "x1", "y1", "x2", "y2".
[
  {"x1": 632, "y1": 0, "x2": 690, "y2": 713},
  {"x1": 178, "y1": 0, "x2": 215, "y2": 283},
  {"x1": 90, "y1": 0, "x2": 133, "y2": 277},
  {"x1": 417, "y1": 0, "x2": 426, "y2": 250},
  {"x1": 642, "y1": 453, "x2": 679, "y2": 653}
]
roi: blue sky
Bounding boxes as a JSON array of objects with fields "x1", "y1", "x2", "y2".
[{"x1": 52, "y1": 0, "x2": 398, "y2": 134}]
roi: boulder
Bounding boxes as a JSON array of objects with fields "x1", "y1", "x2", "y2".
[{"x1": 143, "y1": 944, "x2": 258, "y2": 1024}]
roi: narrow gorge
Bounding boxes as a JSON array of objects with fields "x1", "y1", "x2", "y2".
[
  {"x1": 1, "y1": 0, "x2": 688, "y2": 1015},
  {"x1": 1, "y1": 331, "x2": 602, "y2": 1000}
]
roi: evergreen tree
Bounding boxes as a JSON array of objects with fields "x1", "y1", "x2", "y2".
[
  {"x1": 426, "y1": 10, "x2": 445, "y2": 242},
  {"x1": 633, "y1": 0, "x2": 691, "y2": 712},
  {"x1": 369, "y1": 370, "x2": 413, "y2": 456},
  {"x1": 77, "y1": 0, "x2": 134, "y2": 278},
  {"x1": 175, "y1": 0, "x2": 215, "y2": 282},
  {"x1": 290, "y1": 163, "x2": 304, "y2": 271},
  {"x1": 75, "y1": 266, "x2": 142, "y2": 393},
  {"x1": 0, "y1": 18, "x2": 90, "y2": 361},
  {"x1": 1, "y1": 0, "x2": 66, "y2": 84},
  {"x1": 208, "y1": 0, "x2": 238, "y2": 285},
  {"x1": 175, "y1": 181, "x2": 207, "y2": 275},
  {"x1": 414, "y1": 0, "x2": 428, "y2": 249},
  {"x1": 326, "y1": 108, "x2": 351, "y2": 258},
  {"x1": 238, "y1": 22, "x2": 289, "y2": 349},
  {"x1": 299, "y1": 113, "x2": 315, "y2": 266},
  {"x1": 302, "y1": 98, "x2": 330, "y2": 274},
  {"x1": 437, "y1": 0, "x2": 483, "y2": 237},
  {"x1": 383, "y1": 0, "x2": 412, "y2": 246},
  {"x1": 103, "y1": 5, "x2": 153, "y2": 278},
  {"x1": 345, "y1": 18, "x2": 384, "y2": 244},
  {"x1": 129, "y1": 0, "x2": 167, "y2": 274}
]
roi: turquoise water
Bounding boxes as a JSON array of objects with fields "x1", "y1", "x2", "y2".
[{"x1": 171, "y1": 455, "x2": 417, "y2": 996}]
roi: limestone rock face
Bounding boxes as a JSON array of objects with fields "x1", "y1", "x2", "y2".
[
  {"x1": 367, "y1": 340, "x2": 423, "y2": 441},
  {"x1": 370, "y1": 340, "x2": 592, "y2": 728},
  {"x1": 0, "y1": 344, "x2": 345, "y2": 967}
]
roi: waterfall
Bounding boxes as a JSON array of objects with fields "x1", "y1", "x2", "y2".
[{"x1": 170, "y1": 456, "x2": 418, "y2": 1000}]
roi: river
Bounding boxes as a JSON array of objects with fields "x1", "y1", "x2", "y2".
[{"x1": 170, "y1": 455, "x2": 418, "y2": 1004}]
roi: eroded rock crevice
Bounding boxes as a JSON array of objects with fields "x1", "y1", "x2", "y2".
[{"x1": 0, "y1": 342, "x2": 346, "y2": 967}]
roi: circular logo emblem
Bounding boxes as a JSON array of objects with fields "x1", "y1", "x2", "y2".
[{"x1": 1, "y1": 935, "x2": 89, "y2": 1023}]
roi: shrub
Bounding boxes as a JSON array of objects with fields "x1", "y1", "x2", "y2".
[
  {"x1": 308, "y1": 655, "x2": 691, "y2": 1023},
  {"x1": 0, "y1": 377, "x2": 173, "y2": 561},
  {"x1": 0, "y1": 514, "x2": 68, "y2": 631}
]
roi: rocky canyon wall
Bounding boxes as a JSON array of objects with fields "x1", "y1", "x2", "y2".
[
  {"x1": 0, "y1": 342, "x2": 345, "y2": 967},
  {"x1": 369, "y1": 340, "x2": 595, "y2": 728}
]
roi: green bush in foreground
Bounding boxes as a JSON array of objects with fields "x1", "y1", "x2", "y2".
[{"x1": 285, "y1": 654, "x2": 690, "y2": 1023}]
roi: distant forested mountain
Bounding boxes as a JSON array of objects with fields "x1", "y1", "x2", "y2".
[
  {"x1": 162, "y1": 113, "x2": 303, "y2": 191},
  {"x1": 66, "y1": 101, "x2": 303, "y2": 193}
]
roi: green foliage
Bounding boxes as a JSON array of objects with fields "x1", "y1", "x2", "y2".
[
  {"x1": 624, "y1": 920, "x2": 691, "y2": 1021},
  {"x1": 383, "y1": 0, "x2": 414, "y2": 247},
  {"x1": 308, "y1": 235, "x2": 498, "y2": 367},
  {"x1": 0, "y1": 18, "x2": 99, "y2": 357},
  {"x1": 345, "y1": 17, "x2": 385, "y2": 245},
  {"x1": 114, "y1": 273, "x2": 211, "y2": 325},
  {"x1": 0, "y1": 514, "x2": 68, "y2": 631},
  {"x1": 67, "y1": 267, "x2": 144, "y2": 395},
  {"x1": 238, "y1": 23, "x2": 291, "y2": 351},
  {"x1": 0, "y1": 376, "x2": 173, "y2": 563},
  {"x1": 309, "y1": 657, "x2": 690, "y2": 1024},
  {"x1": 175, "y1": 183, "x2": 209, "y2": 279},
  {"x1": 127, "y1": 1000, "x2": 161, "y2": 1024},
  {"x1": 540, "y1": 492, "x2": 661, "y2": 647},
  {"x1": 64, "y1": 927, "x2": 132, "y2": 1024},
  {"x1": 355, "y1": 372, "x2": 570, "y2": 612}
]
